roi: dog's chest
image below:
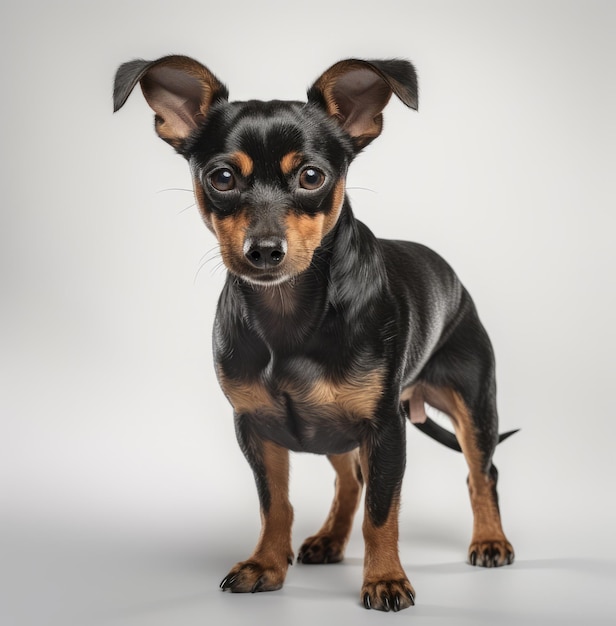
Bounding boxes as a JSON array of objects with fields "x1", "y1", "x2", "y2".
[{"x1": 218, "y1": 358, "x2": 383, "y2": 453}]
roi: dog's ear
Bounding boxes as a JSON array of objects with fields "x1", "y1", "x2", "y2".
[
  {"x1": 113, "y1": 55, "x2": 228, "y2": 151},
  {"x1": 307, "y1": 59, "x2": 418, "y2": 150}
]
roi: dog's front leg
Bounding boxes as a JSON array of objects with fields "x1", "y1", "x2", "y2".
[
  {"x1": 359, "y1": 410, "x2": 415, "y2": 612},
  {"x1": 298, "y1": 450, "x2": 364, "y2": 564},
  {"x1": 220, "y1": 415, "x2": 293, "y2": 593}
]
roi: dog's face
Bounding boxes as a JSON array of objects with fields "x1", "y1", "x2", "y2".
[
  {"x1": 187, "y1": 100, "x2": 353, "y2": 286},
  {"x1": 113, "y1": 56, "x2": 418, "y2": 286}
]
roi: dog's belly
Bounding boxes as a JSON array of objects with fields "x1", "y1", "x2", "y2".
[
  {"x1": 219, "y1": 369, "x2": 383, "y2": 454},
  {"x1": 249, "y1": 407, "x2": 363, "y2": 455}
]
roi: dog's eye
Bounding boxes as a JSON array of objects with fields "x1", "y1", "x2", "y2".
[
  {"x1": 210, "y1": 168, "x2": 236, "y2": 192},
  {"x1": 299, "y1": 167, "x2": 325, "y2": 190}
]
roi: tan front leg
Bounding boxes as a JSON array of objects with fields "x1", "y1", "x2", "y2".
[
  {"x1": 220, "y1": 440, "x2": 294, "y2": 592},
  {"x1": 298, "y1": 450, "x2": 363, "y2": 563},
  {"x1": 359, "y1": 445, "x2": 415, "y2": 612}
]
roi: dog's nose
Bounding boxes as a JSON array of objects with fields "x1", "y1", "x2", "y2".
[{"x1": 244, "y1": 238, "x2": 287, "y2": 269}]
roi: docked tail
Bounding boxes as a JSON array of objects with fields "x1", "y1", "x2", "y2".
[{"x1": 413, "y1": 418, "x2": 519, "y2": 452}]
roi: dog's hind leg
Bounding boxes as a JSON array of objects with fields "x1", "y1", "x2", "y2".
[
  {"x1": 447, "y1": 388, "x2": 515, "y2": 567},
  {"x1": 419, "y1": 375, "x2": 515, "y2": 566},
  {"x1": 419, "y1": 297, "x2": 515, "y2": 567},
  {"x1": 297, "y1": 450, "x2": 363, "y2": 564}
]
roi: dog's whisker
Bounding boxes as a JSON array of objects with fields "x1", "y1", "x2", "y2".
[
  {"x1": 346, "y1": 186, "x2": 377, "y2": 194},
  {"x1": 153, "y1": 188, "x2": 196, "y2": 214},
  {"x1": 156, "y1": 187, "x2": 194, "y2": 193},
  {"x1": 194, "y1": 249, "x2": 225, "y2": 284},
  {"x1": 177, "y1": 202, "x2": 196, "y2": 215},
  {"x1": 306, "y1": 248, "x2": 330, "y2": 284},
  {"x1": 216, "y1": 261, "x2": 227, "y2": 275},
  {"x1": 198, "y1": 246, "x2": 222, "y2": 264}
]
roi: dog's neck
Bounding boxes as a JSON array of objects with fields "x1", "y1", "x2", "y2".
[
  {"x1": 225, "y1": 202, "x2": 387, "y2": 353},
  {"x1": 232, "y1": 245, "x2": 331, "y2": 352}
]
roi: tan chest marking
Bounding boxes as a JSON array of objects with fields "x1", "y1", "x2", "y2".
[
  {"x1": 219, "y1": 376, "x2": 277, "y2": 415},
  {"x1": 301, "y1": 370, "x2": 383, "y2": 419},
  {"x1": 219, "y1": 369, "x2": 384, "y2": 420}
]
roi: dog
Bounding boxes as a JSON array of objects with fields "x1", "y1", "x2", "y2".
[{"x1": 113, "y1": 55, "x2": 516, "y2": 612}]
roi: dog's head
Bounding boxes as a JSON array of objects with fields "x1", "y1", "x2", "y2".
[{"x1": 114, "y1": 56, "x2": 417, "y2": 286}]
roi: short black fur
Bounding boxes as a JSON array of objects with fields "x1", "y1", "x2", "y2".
[{"x1": 113, "y1": 54, "x2": 516, "y2": 613}]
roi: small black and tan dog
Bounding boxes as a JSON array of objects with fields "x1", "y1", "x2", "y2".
[{"x1": 114, "y1": 55, "x2": 516, "y2": 612}]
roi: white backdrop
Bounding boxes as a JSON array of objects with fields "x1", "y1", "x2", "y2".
[{"x1": 1, "y1": 1, "x2": 615, "y2": 624}]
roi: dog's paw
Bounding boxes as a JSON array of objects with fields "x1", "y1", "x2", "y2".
[
  {"x1": 361, "y1": 578, "x2": 416, "y2": 612},
  {"x1": 220, "y1": 559, "x2": 290, "y2": 593},
  {"x1": 468, "y1": 540, "x2": 514, "y2": 567},
  {"x1": 297, "y1": 534, "x2": 345, "y2": 564}
]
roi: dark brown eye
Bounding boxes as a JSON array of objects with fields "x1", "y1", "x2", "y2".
[
  {"x1": 299, "y1": 167, "x2": 325, "y2": 190},
  {"x1": 210, "y1": 168, "x2": 236, "y2": 192}
]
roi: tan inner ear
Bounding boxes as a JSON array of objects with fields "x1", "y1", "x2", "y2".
[
  {"x1": 313, "y1": 63, "x2": 393, "y2": 144},
  {"x1": 140, "y1": 59, "x2": 223, "y2": 146},
  {"x1": 329, "y1": 69, "x2": 392, "y2": 140}
]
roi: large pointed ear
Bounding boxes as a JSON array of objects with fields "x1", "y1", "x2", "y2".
[
  {"x1": 113, "y1": 55, "x2": 228, "y2": 151},
  {"x1": 307, "y1": 59, "x2": 418, "y2": 151}
]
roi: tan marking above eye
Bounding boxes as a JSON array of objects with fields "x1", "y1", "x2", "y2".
[
  {"x1": 230, "y1": 151, "x2": 254, "y2": 177},
  {"x1": 280, "y1": 151, "x2": 303, "y2": 175}
]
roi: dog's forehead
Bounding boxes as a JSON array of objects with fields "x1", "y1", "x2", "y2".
[
  {"x1": 189, "y1": 99, "x2": 351, "y2": 166},
  {"x1": 223, "y1": 100, "x2": 308, "y2": 152}
]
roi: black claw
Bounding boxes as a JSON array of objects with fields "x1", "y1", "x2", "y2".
[
  {"x1": 407, "y1": 589, "x2": 416, "y2": 605},
  {"x1": 363, "y1": 593, "x2": 372, "y2": 610},
  {"x1": 493, "y1": 553, "x2": 500, "y2": 568},
  {"x1": 382, "y1": 593, "x2": 391, "y2": 612},
  {"x1": 288, "y1": 556, "x2": 294, "y2": 566},
  {"x1": 251, "y1": 577, "x2": 264, "y2": 593},
  {"x1": 470, "y1": 551, "x2": 477, "y2": 566},
  {"x1": 483, "y1": 551, "x2": 491, "y2": 567},
  {"x1": 220, "y1": 574, "x2": 237, "y2": 590},
  {"x1": 393, "y1": 594, "x2": 401, "y2": 612}
]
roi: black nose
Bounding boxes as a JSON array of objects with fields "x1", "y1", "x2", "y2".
[{"x1": 244, "y1": 238, "x2": 287, "y2": 269}]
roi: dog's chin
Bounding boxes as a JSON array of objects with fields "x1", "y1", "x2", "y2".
[{"x1": 238, "y1": 272, "x2": 295, "y2": 288}]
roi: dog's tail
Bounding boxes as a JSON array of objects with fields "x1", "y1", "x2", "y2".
[{"x1": 413, "y1": 418, "x2": 519, "y2": 452}]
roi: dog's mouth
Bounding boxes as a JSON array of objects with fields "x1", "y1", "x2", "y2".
[
  {"x1": 219, "y1": 237, "x2": 317, "y2": 288},
  {"x1": 223, "y1": 237, "x2": 310, "y2": 287},
  {"x1": 240, "y1": 271, "x2": 293, "y2": 287},
  {"x1": 218, "y1": 252, "x2": 296, "y2": 287}
]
